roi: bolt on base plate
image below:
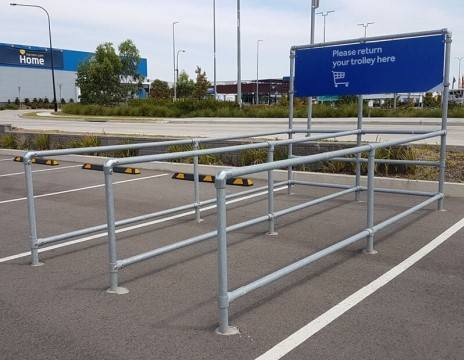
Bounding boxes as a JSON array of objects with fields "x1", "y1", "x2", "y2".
[
  {"x1": 215, "y1": 326, "x2": 240, "y2": 336},
  {"x1": 106, "y1": 287, "x2": 129, "y2": 295}
]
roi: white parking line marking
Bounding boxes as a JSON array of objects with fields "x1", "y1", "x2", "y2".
[
  {"x1": 0, "y1": 186, "x2": 287, "y2": 263},
  {"x1": 0, "y1": 158, "x2": 13, "y2": 162},
  {"x1": 0, "y1": 165, "x2": 82, "y2": 178},
  {"x1": 0, "y1": 173, "x2": 169, "y2": 205},
  {"x1": 255, "y1": 217, "x2": 464, "y2": 360}
]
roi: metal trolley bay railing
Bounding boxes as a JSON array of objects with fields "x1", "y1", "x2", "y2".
[
  {"x1": 213, "y1": 130, "x2": 444, "y2": 335},
  {"x1": 19, "y1": 28, "x2": 451, "y2": 337}
]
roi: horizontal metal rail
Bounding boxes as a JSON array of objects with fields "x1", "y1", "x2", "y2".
[
  {"x1": 292, "y1": 29, "x2": 447, "y2": 50},
  {"x1": 291, "y1": 155, "x2": 440, "y2": 167},
  {"x1": 228, "y1": 230, "x2": 370, "y2": 302},
  {"x1": 372, "y1": 193, "x2": 443, "y2": 233},
  {"x1": 330, "y1": 157, "x2": 440, "y2": 167},
  {"x1": 273, "y1": 187, "x2": 358, "y2": 218},
  {"x1": 105, "y1": 130, "x2": 360, "y2": 167},
  {"x1": 291, "y1": 180, "x2": 353, "y2": 190},
  {"x1": 359, "y1": 187, "x2": 439, "y2": 197},
  {"x1": 24, "y1": 129, "x2": 293, "y2": 160},
  {"x1": 292, "y1": 128, "x2": 437, "y2": 135},
  {"x1": 293, "y1": 181, "x2": 439, "y2": 198}
]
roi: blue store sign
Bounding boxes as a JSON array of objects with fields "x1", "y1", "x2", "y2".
[
  {"x1": 294, "y1": 35, "x2": 445, "y2": 97},
  {"x1": 0, "y1": 44, "x2": 64, "y2": 70}
]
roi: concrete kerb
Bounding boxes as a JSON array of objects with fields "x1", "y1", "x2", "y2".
[{"x1": 1, "y1": 148, "x2": 463, "y2": 197}]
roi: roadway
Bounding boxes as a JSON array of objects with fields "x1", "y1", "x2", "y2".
[
  {"x1": 1, "y1": 110, "x2": 464, "y2": 145},
  {"x1": 0, "y1": 154, "x2": 463, "y2": 359}
]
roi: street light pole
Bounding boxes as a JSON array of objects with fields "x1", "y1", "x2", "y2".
[
  {"x1": 172, "y1": 21, "x2": 179, "y2": 101},
  {"x1": 10, "y1": 3, "x2": 58, "y2": 112},
  {"x1": 237, "y1": 0, "x2": 242, "y2": 108},
  {"x1": 213, "y1": 0, "x2": 217, "y2": 99},
  {"x1": 316, "y1": 10, "x2": 335, "y2": 43},
  {"x1": 307, "y1": 0, "x2": 319, "y2": 135},
  {"x1": 358, "y1": 22, "x2": 375, "y2": 38},
  {"x1": 176, "y1": 49, "x2": 186, "y2": 90},
  {"x1": 458, "y1": 57, "x2": 463, "y2": 89},
  {"x1": 256, "y1": 40, "x2": 263, "y2": 105}
]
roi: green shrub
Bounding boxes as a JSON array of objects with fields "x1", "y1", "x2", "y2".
[
  {"x1": 34, "y1": 134, "x2": 50, "y2": 150},
  {"x1": 0, "y1": 134, "x2": 18, "y2": 149},
  {"x1": 61, "y1": 98, "x2": 463, "y2": 119}
]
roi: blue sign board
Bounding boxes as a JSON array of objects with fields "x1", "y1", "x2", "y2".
[
  {"x1": 0, "y1": 44, "x2": 64, "y2": 70},
  {"x1": 294, "y1": 35, "x2": 445, "y2": 97}
]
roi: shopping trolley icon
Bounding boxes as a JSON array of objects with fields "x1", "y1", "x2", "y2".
[{"x1": 332, "y1": 71, "x2": 350, "y2": 88}]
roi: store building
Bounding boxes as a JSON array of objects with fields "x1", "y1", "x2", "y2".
[{"x1": 0, "y1": 42, "x2": 148, "y2": 103}]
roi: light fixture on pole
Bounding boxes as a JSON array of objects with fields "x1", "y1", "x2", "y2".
[
  {"x1": 256, "y1": 40, "x2": 263, "y2": 105},
  {"x1": 237, "y1": 0, "x2": 242, "y2": 108},
  {"x1": 172, "y1": 21, "x2": 180, "y2": 101},
  {"x1": 213, "y1": 0, "x2": 217, "y2": 99},
  {"x1": 10, "y1": 3, "x2": 58, "y2": 112},
  {"x1": 316, "y1": 10, "x2": 335, "y2": 43},
  {"x1": 307, "y1": 0, "x2": 320, "y2": 135},
  {"x1": 358, "y1": 22, "x2": 375, "y2": 38}
]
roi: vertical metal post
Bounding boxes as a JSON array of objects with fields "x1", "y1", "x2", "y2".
[
  {"x1": 288, "y1": 50, "x2": 296, "y2": 195},
  {"x1": 438, "y1": 32, "x2": 452, "y2": 211},
  {"x1": 237, "y1": 0, "x2": 242, "y2": 108},
  {"x1": 267, "y1": 144, "x2": 277, "y2": 236},
  {"x1": 307, "y1": 0, "x2": 318, "y2": 135},
  {"x1": 215, "y1": 181, "x2": 239, "y2": 335},
  {"x1": 213, "y1": 0, "x2": 217, "y2": 98},
  {"x1": 193, "y1": 140, "x2": 202, "y2": 223},
  {"x1": 256, "y1": 40, "x2": 263, "y2": 105},
  {"x1": 355, "y1": 95, "x2": 363, "y2": 201},
  {"x1": 24, "y1": 158, "x2": 42, "y2": 266},
  {"x1": 173, "y1": 21, "x2": 179, "y2": 101},
  {"x1": 365, "y1": 149, "x2": 378, "y2": 255},
  {"x1": 105, "y1": 166, "x2": 129, "y2": 295}
]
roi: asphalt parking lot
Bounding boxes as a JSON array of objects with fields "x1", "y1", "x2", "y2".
[{"x1": 0, "y1": 154, "x2": 463, "y2": 360}]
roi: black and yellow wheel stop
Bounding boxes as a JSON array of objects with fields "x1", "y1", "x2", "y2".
[
  {"x1": 14, "y1": 156, "x2": 59, "y2": 166},
  {"x1": 172, "y1": 173, "x2": 254, "y2": 187},
  {"x1": 82, "y1": 163, "x2": 141, "y2": 175}
]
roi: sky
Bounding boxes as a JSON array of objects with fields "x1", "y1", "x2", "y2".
[{"x1": 1, "y1": 0, "x2": 463, "y2": 84}]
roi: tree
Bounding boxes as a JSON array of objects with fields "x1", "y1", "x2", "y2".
[
  {"x1": 119, "y1": 39, "x2": 143, "y2": 98},
  {"x1": 193, "y1": 66, "x2": 211, "y2": 100},
  {"x1": 76, "y1": 40, "x2": 143, "y2": 105},
  {"x1": 176, "y1": 71, "x2": 195, "y2": 99},
  {"x1": 150, "y1": 79, "x2": 171, "y2": 100}
]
